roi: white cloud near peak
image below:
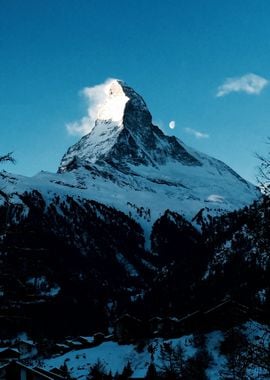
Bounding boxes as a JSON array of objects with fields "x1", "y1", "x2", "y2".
[
  {"x1": 185, "y1": 127, "x2": 209, "y2": 139},
  {"x1": 66, "y1": 117, "x2": 91, "y2": 136},
  {"x1": 217, "y1": 73, "x2": 268, "y2": 97},
  {"x1": 66, "y1": 78, "x2": 126, "y2": 136}
]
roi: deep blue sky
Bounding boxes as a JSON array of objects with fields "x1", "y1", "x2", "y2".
[{"x1": 1, "y1": 0, "x2": 270, "y2": 183}]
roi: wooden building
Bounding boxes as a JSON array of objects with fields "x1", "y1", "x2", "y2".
[
  {"x1": 114, "y1": 314, "x2": 143, "y2": 343},
  {"x1": 0, "y1": 348, "x2": 20, "y2": 363},
  {"x1": 11, "y1": 340, "x2": 38, "y2": 360},
  {"x1": 3, "y1": 361, "x2": 66, "y2": 380}
]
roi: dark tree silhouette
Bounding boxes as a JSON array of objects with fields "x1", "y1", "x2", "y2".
[
  {"x1": 145, "y1": 362, "x2": 159, "y2": 379},
  {"x1": 0, "y1": 152, "x2": 15, "y2": 164},
  {"x1": 159, "y1": 342, "x2": 184, "y2": 379},
  {"x1": 118, "y1": 361, "x2": 133, "y2": 379},
  {"x1": 88, "y1": 359, "x2": 108, "y2": 380},
  {"x1": 257, "y1": 138, "x2": 270, "y2": 195}
]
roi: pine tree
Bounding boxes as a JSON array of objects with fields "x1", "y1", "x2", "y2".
[
  {"x1": 107, "y1": 370, "x2": 113, "y2": 380},
  {"x1": 59, "y1": 361, "x2": 72, "y2": 379},
  {"x1": 119, "y1": 361, "x2": 133, "y2": 379},
  {"x1": 145, "y1": 362, "x2": 159, "y2": 379},
  {"x1": 88, "y1": 359, "x2": 107, "y2": 380},
  {"x1": 159, "y1": 342, "x2": 184, "y2": 379}
]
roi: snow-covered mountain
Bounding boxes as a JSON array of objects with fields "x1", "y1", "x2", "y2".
[
  {"x1": 0, "y1": 79, "x2": 267, "y2": 341},
  {"x1": 58, "y1": 81, "x2": 259, "y2": 220},
  {"x1": 59, "y1": 80, "x2": 201, "y2": 169},
  {"x1": 1, "y1": 80, "x2": 259, "y2": 229}
]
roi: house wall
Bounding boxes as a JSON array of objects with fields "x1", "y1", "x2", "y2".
[{"x1": 21, "y1": 368, "x2": 27, "y2": 380}]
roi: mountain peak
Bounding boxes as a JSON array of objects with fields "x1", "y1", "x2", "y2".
[
  {"x1": 59, "y1": 80, "x2": 200, "y2": 172},
  {"x1": 95, "y1": 80, "x2": 129, "y2": 122},
  {"x1": 91, "y1": 79, "x2": 149, "y2": 123}
]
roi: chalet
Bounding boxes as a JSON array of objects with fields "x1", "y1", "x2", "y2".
[
  {"x1": 148, "y1": 312, "x2": 201, "y2": 338},
  {"x1": 114, "y1": 314, "x2": 143, "y2": 343},
  {"x1": 65, "y1": 339, "x2": 84, "y2": 349},
  {"x1": 148, "y1": 316, "x2": 164, "y2": 336},
  {"x1": 53, "y1": 343, "x2": 70, "y2": 355},
  {"x1": 12, "y1": 339, "x2": 38, "y2": 359},
  {"x1": 93, "y1": 332, "x2": 105, "y2": 345},
  {"x1": 202, "y1": 298, "x2": 250, "y2": 330},
  {"x1": 0, "y1": 363, "x2": 9, "y2": 380},
  {"x1": 3, "y1": 361, "x2": 66, "y2": 380},
  {"x1": 148, "y1": 298, "x2": 256, "y2": 338},
  {"x1": 176, "y1": 310, "x2": 202, "y2": 334},
  {"x1": 77, "y1": 336, "x2": 94, "y2": 347},
  {"x1": 33, "y1": 366, "x2": 66, "y2": 379},
  {"x1": 0, "y1": 348, "x2": 20, "y2": 362},
  {"x1": 158, "y1": 317, "x2": 181, "y2": 338},
  {"x1": 104, "y1": 334, "x2": 114, "y2": 342},
  {"x1": 149, "y1": 296, "x2": 260, "y2": 338},
  {"x1": 163, "y1": 316, "x2": 191, "y2": 337}
]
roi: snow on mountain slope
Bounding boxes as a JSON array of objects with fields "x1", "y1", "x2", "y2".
[{"x1": 0, "y1": 80, "x2": 260, "y2": 245}]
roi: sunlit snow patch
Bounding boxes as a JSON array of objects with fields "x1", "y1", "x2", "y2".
[{"x1": 207, "y1": 194, "x2": 225, "y2": 203}]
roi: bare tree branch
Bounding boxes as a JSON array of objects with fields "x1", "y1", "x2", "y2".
[{"x1": 256, "y1": 138, "x2": 270, "y2": 195}]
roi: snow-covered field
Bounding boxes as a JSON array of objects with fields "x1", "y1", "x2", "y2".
[
  {"x1": 42, "y1": 335, "x2": 195, "y2": 379},
  {"x1": 36, "y1": 321, "x2": 269, "y2": 379}
]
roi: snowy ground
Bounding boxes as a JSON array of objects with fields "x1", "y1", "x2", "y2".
[
  {"x1": 35, "y1": 321, "x2": 269, "y2": 379},
  {"x1": 41, "y1": 335, "x2": 195, "y2": 379}
]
